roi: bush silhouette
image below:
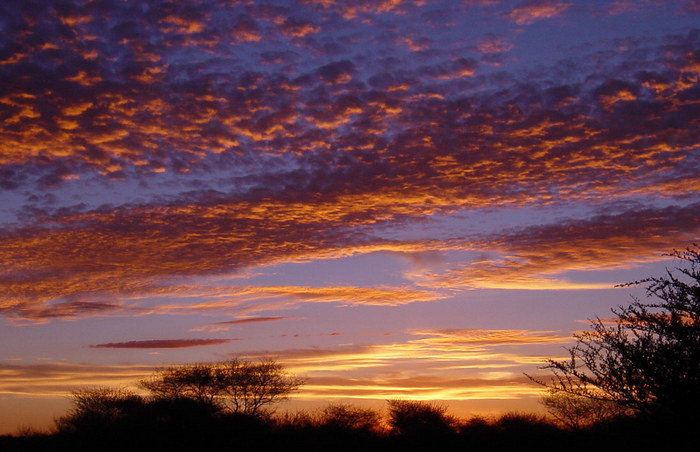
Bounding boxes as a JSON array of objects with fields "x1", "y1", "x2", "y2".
[
  {"x1": 387, "y1": 400, "x2": 455, "y2": 437},
  {"x1": 54, "y1": 387, "x2": 146, "y2": 433},
  {"x1": 319, "y1": 403, "x2": 383, "y2": 433}
]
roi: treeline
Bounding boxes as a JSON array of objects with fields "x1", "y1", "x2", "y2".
[{"x1": 0, "y1": 398, "x2": 687, "y2": 452}]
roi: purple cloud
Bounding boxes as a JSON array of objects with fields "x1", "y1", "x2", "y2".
[{"x1": 90, "y1": 338, "x2": 236, "y2": 349}]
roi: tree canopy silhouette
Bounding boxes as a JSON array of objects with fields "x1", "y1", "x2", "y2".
[
  {"x1": 535, "y1": 247, "x2": 700, "y2": 426},
  {"x1": 139, "y1": 358, "x2": 305, "y2": 415}
]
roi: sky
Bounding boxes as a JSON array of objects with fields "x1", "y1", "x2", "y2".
[{"x1": 0, "y1": 0, "x2": 699, "y2": 434}]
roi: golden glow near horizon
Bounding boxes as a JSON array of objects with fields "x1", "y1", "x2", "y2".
[{"x1": 0, "y1": 0, "x2": 698, "y2": 435}]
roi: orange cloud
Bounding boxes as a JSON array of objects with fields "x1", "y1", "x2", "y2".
[
  {"x1": 233, "y1": 286, "x2": 445, "y2": 306},
  {"x1": 280, "y1": 18, "x2": 321, "y2": 37},
  {"x1": 230, "y1": 328, "x2": 571, "y2": 401},
  {"x1": 300, "y1": 374, "x2": 543, "y2": 401},
  {"x1": 0, "y1": 362, "x2": 154, "y2": 396},
  {"x1": 0, "y1": 221, "x2": 446, "y2": 321},
  {"x1": 410, "y1": 329, "x2": 569, "y2": 346},
  {"x1": 0, "y1": 321, "x2": 566, "y2": 400},
  {"x1": 420, "y1": 203, "x2": 700, "y2": 290},
  {"x1": 0, "y1": 2, "x2": 697, "y2": 328},
  {"x1": 2, "y1": 197, "x2": 698, "y2": 321},
  {"x1": 508, "y1": 0, "x2": 571, "y2": 25},
  {"x1": 0, "y1": 359, "x2": 545, "y2": 420},
  {"x1": 477, "y1": 35, "x2": 513, "y2": 54},
  {"x1": 159, "y1": 15, "x2": 206, "y2": 34}
]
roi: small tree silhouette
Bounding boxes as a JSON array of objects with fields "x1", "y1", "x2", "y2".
[{"x1": 533, "y1": 247, "x2": 700, "y2": 426}]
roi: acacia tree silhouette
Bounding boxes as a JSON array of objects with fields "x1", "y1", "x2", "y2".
[
  {"x1": 139, "y1": 358, "x2": 305, "y2": 416},
  {"x1": 533, "y1": 247, "x2": 700, "y2": 426}
]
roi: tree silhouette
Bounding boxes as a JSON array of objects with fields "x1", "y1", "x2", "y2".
[
  {"x1": 387, "y1": 400, "x2": 455, "y2": 436},
  {"x1": 217, "y1": 359, "x2": 305, "y2": 415},
  {"x1": 140, "y1": 358, "x2": 305, "y2": 416},
  {"x1": 139, "y1": 363, "x2": 220, "y2": 404},
  {"x1": 535, "y1": 247, "x2": 700, "y2": 426}
]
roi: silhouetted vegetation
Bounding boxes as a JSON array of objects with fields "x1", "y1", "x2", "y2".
[
  {"x1": 140, "y1": 358, "x2": 305, "y2": 415},
  {"x1": 319, "y1": 403, "x2": 383, "y2": 433},
  {"x1": 3, "y1": 250, "x2": 699, "y2": 451},
  {"x1": 532, "y1": 247, "x2": 700, "y2": 432},
  {"x1": 540, "y1": 384, "x2": 628, "y2": 428},
  {"x1": 2, "y1": 398, "x2": 695, "y2": 452},
  {"x1": 383, "y1": 400, "x2": 455, "y2": 451}
]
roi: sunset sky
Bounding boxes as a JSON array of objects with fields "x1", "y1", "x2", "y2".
[{"x1": 1, "y1": 0, "x2": 699, "y2": 434}]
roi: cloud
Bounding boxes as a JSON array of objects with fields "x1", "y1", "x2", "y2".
[
  {"x1": 0, "y1": 262, "x2": 446, "y2": 320},
  {"x1": 0, "y1": 1, "x2": 697, "y2": 320},
  {"x1": 0, "y1": 358, "x2": 545, "y2": 403},
  {"x1": 233, "y1": 285, "x2": 446, "y2": 306},
  {"x1": 0, "y1": 325, "x2": 569, "y2": 402},
  {"x1": 301, "y1": 374, "x2": 543, "y2": 401},
  {"x1": 477, "y1": 34, "x2": 514, "y2": 54},
  {"x1": 279, "y1": 18, "x2": 321, "y2": 38},
  {"x1": 240, "y1": 330, "x2": 568, "y2": 375},
  {"x1": 508, "y1": 0, "x2": 571, "y2": 25},
  {"x1": 0, "y1": 362, "x2": 155, "y2": 396},
  {"x1": 605, "y1": 0, "x2": 662, "y2": 16},
  {"x1": 230, "y1": 327, "x2": 571, "y2": 399},
  {"x1": 316, "y1": 60, "x2": 356, "y2": 85},
  {"x1": 213, "y1": 316, "x2": 288, "y2": 326},
  {"x1": 425, "y1": 202, "x2": 700, "y2": 290},
  {"x1": 1, "y1": 7, "x2": 696, "y2": 211},
  {"x1": 4, "y1": 301, "x2": 127, "y2": 324},
  {"x1": 1, "y1": 1, "x2": 694, "y2": 196},
  {"x1": 1, "y1": 200, "x2": 698, "y2": 320},
  {"x1": 1, "y1": 321, "x2": 566, "y2": 399},
  {"x1": 410, "y1": 329, "x2": 569, "y2": 345},
  {"x1": 90, "y1": 338, "x2": 236, "y2": 349},
  {"x1": 191, "y1": 315, "x2": 290, "y2": 331}
]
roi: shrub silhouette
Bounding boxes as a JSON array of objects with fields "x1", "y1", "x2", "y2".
[
  {"x1": 495, "y1": 412, "x2": 558, "y2": 435},
  {"x1": 319, "y1": 403, "x2": 383, "y2": 433},
  {"x1": 387, "y1": 400, "x2": 455, "y2": 437},
  {"x1": 54, "y1": 387, "x2": 146, "y2": 433}
]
